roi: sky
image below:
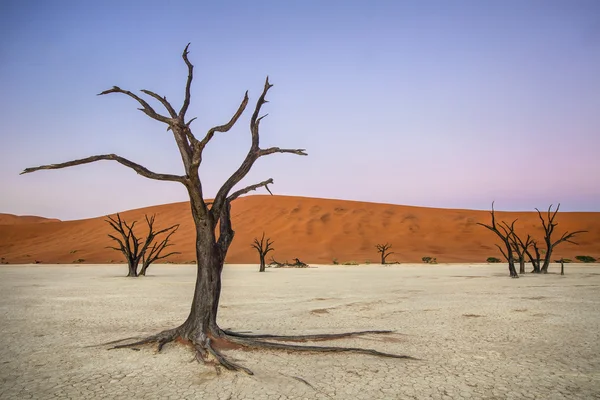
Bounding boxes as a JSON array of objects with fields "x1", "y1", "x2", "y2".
[{"x1": 1, "y1": 0, "x2": 599, "y2": 220}]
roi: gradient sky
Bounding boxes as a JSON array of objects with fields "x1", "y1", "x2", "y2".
[{"x1": 1, "y1": 0, "x2": 599, "y2": 220}]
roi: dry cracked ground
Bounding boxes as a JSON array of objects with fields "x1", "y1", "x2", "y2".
[{"x1": 1, "y1": 263, "x2": 599, "y2": 399}]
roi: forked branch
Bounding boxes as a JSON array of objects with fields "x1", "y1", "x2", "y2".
[
  {"x1": 140, "y1": 89, "x2": 178, "y2": 118},
  {"x1": 98, "y1": 86, "x2": 172, "y2": 124},
  {"x1": 210, "y1": 77, "x2": 308, "y2": 220},
  {"x1": 196, "y1": 92, "x2": 250, "y2": 155}
]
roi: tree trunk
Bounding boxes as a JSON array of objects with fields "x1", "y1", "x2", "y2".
[
  {"x1": 560, "y1": 260, "x2": 564, "y2": 275},
  {"x1": 259, "y1": 255, "x2": 266, "y2": 272},
  {"x1": 507, "y1": 254, "x2": 518, "y2": 278},
  {"x1": 179, "y1": 231, "x2": 223, "y2": 339},
  {"x1": 518, "y1": 257, "x2": 525, "y2": 274},
  {"x1": 541, "y1": 249, "x2": 552, "y2": 273},
  {"x1": 139, "y1": 263, "x2": 149, "y2": 276},
  {"x1": 127, "y1": 260, "x2": 139, "y2": 277},
  {"x1": 175, "y1": 191, "x2": 224, "y2": 340}
]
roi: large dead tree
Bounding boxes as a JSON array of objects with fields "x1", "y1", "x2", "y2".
[
  {"x1": 251, "y1": 232, "x2": 274, "y2": 272},
  {"x1": 21, "y1": 44, "x2": 410, "y2": 374},
  {"x1": 105, "y1": 213, "x2": 179, "y2": 277},
  {"x1": 477, "y1": 202, "x2": 519, "y2": 277},
  {"x1": 376, "y1": 243, "x2": 394, "y2": 264},
  {"x1": 536, "y1": 204, "x2": 586, "y2": 273}
]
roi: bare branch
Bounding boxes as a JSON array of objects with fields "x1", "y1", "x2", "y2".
[
  {"x1": 140, "y1": 89, "x2": 177, "y2": 118},
  {"x1": 552, "y1": 230, "x2": 587, "y2": 247},
  {"x1": 258, "y1": 147, "x2": 308, "y2": 157},
  {"x1": 98, "y1": 86, "x2": 172, "y2": 124},
  {"x1": 495, "y1": 244, "x2": 509, "y2": 260},
  {"x1": 179, "y1": 43, "x2": 193, "y2": 119},
  {"x1": 142, "y1": 225, "x2": 181, "y2": 269},
  {"x1": 21, "y1": 154, "x2": 185, "y2": 183},
  {"x1": 198, "y1": 91, "x2": 249, "y2": 149},
  {"x1": 227, "y1": 178, "x2": 274, "y2": 203},
  {"x1": 250, "y1": 77, "x2": 273, "y2": 149}
]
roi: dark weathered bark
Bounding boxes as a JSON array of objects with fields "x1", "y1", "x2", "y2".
[
  {"x1": 251, "y1": 232, "x2": 275, "y2": 272},
  {"x1": 477, "y1": 202, "x2": 519, "y2": 278},
  {"x1": 560, "y1": 259, "x2": 565, "y2": 275},
  {"x1": 536, "y1": 204, "x2": 586, "y2": 273},
  {"x1": 23, "y1": 44, "x2": 412, "y2": 374},
  {"x1": 376, "y1": 243, "x2": 394, "y2": 264}
]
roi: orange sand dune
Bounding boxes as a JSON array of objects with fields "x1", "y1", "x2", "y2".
[
  {"x1": 0, "y1": 195, "x2": 599, "y2": 264},
  {"x1": 0, "y1": 213, "x2": 61, "y2": 225}
]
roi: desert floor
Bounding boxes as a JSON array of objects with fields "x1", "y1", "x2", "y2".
[{"x1": 1, "y1": 264, "x2": 599, "y2": 400}]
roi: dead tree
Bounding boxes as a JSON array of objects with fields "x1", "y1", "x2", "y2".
[
  {"x1": 292, "y1": 258, "x2": 309, "y2": 267},
  {"x1": 376, "y1": 243, "x2": 394, "y2": 264},
  {"x1": 105, "y1": 213, "x2": 179, "y2": 277},
  {"x1": 476, "y1": 202, "x2": 519, "y2": 277},
  {"x1": 509, "y1": 231, "x2": 533, "y2": 275},
  {"x1": 269, "y1": 256, "x2": 285, "y2": 267},
  {"x1": 21, "y1": 44, "x2": 411, "y2": 374},
  {"x1": 140, "y1": 225, "x2": 180, "y2": 276},
  {"x1": 536, "y1": 204, "x2": 587, "y2": 273},
  {"x1": 251, "y1": 232, "x2": 274, "y2": 272}
]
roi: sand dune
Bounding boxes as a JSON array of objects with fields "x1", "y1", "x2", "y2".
[
  {"x1": 0, "y1": 213, "x2": 60, "y2": 225},
  {"x1": 1, "y1": 195, "x2": 599, "y2": 264}
]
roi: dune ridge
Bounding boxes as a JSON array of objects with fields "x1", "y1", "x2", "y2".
[
  {"x1": 1, "y1": 195, "x2": 599, "y2": 264},
  {"x1": 0, "y1": 213, "x2": 61, "y2": 225}
]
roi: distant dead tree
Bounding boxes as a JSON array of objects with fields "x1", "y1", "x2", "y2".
[
  {"x1": 251, "y1": 232, "x2": 274, "y2": 272},
  {"x1": 105, "y1": 213, "x2": 179, "y2": 277},
  {"x1": 536, "y1": 204, "x2": 586, "y2": 274},
  {"x1": 268, "y1": 256, "x2": 309, "y2": 268},
  {"x1": 514, "y1": 233, "x2": 543, "y2": 273},
  {"x1": 525, "y1": 240, "x2": 543, "y2": 273},
  {"x1": 376, "y1": 243, "x2": 394, "y2": 265},
  {"x1": 140, "y1": 225, "x2": 180, "y2": 276},
  {"x1": 477, "y1": 202, "x2": 519, "y2": 278},
  {"x1": 509, "y1": 231, "x2": 533, "y2": 275},
  {"x1": 21, "y1": 44, "x2": 409, "y2": 373}
]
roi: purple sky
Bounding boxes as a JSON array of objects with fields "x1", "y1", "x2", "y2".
[{"x1": 1, "y1": 0, "x2": 599, "y2": 220}]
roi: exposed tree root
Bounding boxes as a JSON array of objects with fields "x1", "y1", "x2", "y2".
[
  {"x1": 227, "y1": 335, "x2": 416, "y2": 360},
  {"x1": 205, "y1": 339, "x2": 254, "y2": 375},
  {"x1": 221, "y1": 329, "x2": 394, "y2": 342},
  {"x1": 109, "y1": 327, "x2": 179, "y2": 350},
  {"x1": 106, "y1": 327, "x2": 414, "y2": 375}
]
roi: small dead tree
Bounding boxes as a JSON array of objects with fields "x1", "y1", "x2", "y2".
[
  {"x1": 251, "y1": 232, "x2": 274, "y2": 272},
  {"x1": 140, "y1": 225, "x2": 180, "y2": 276},
  {"x1": 476, "y1": 202, "x2": 519, "y2": 278},
  {"x1": 536, "y1": 204, "x2": 587, "y2": 273},
  {"x1": 21, "y1": 44, "x2": 410, "y2": 374},
  {"x1": 105, "y1": 213, "x2": 179, "y2": 277},
  {"x1": 509, "y1": 231, "x2": 533, "y2": 275},
  {"x1": 376, "y1": 243, "x2": 394, "y2": 265}
]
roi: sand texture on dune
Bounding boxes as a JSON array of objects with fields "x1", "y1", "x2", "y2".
[
  {"x1": 1, "y1": 195, "x2": 599, "y2": 264},
  {"x1": 1, "y1": 264, "x2": 599, "y2": 399}
]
